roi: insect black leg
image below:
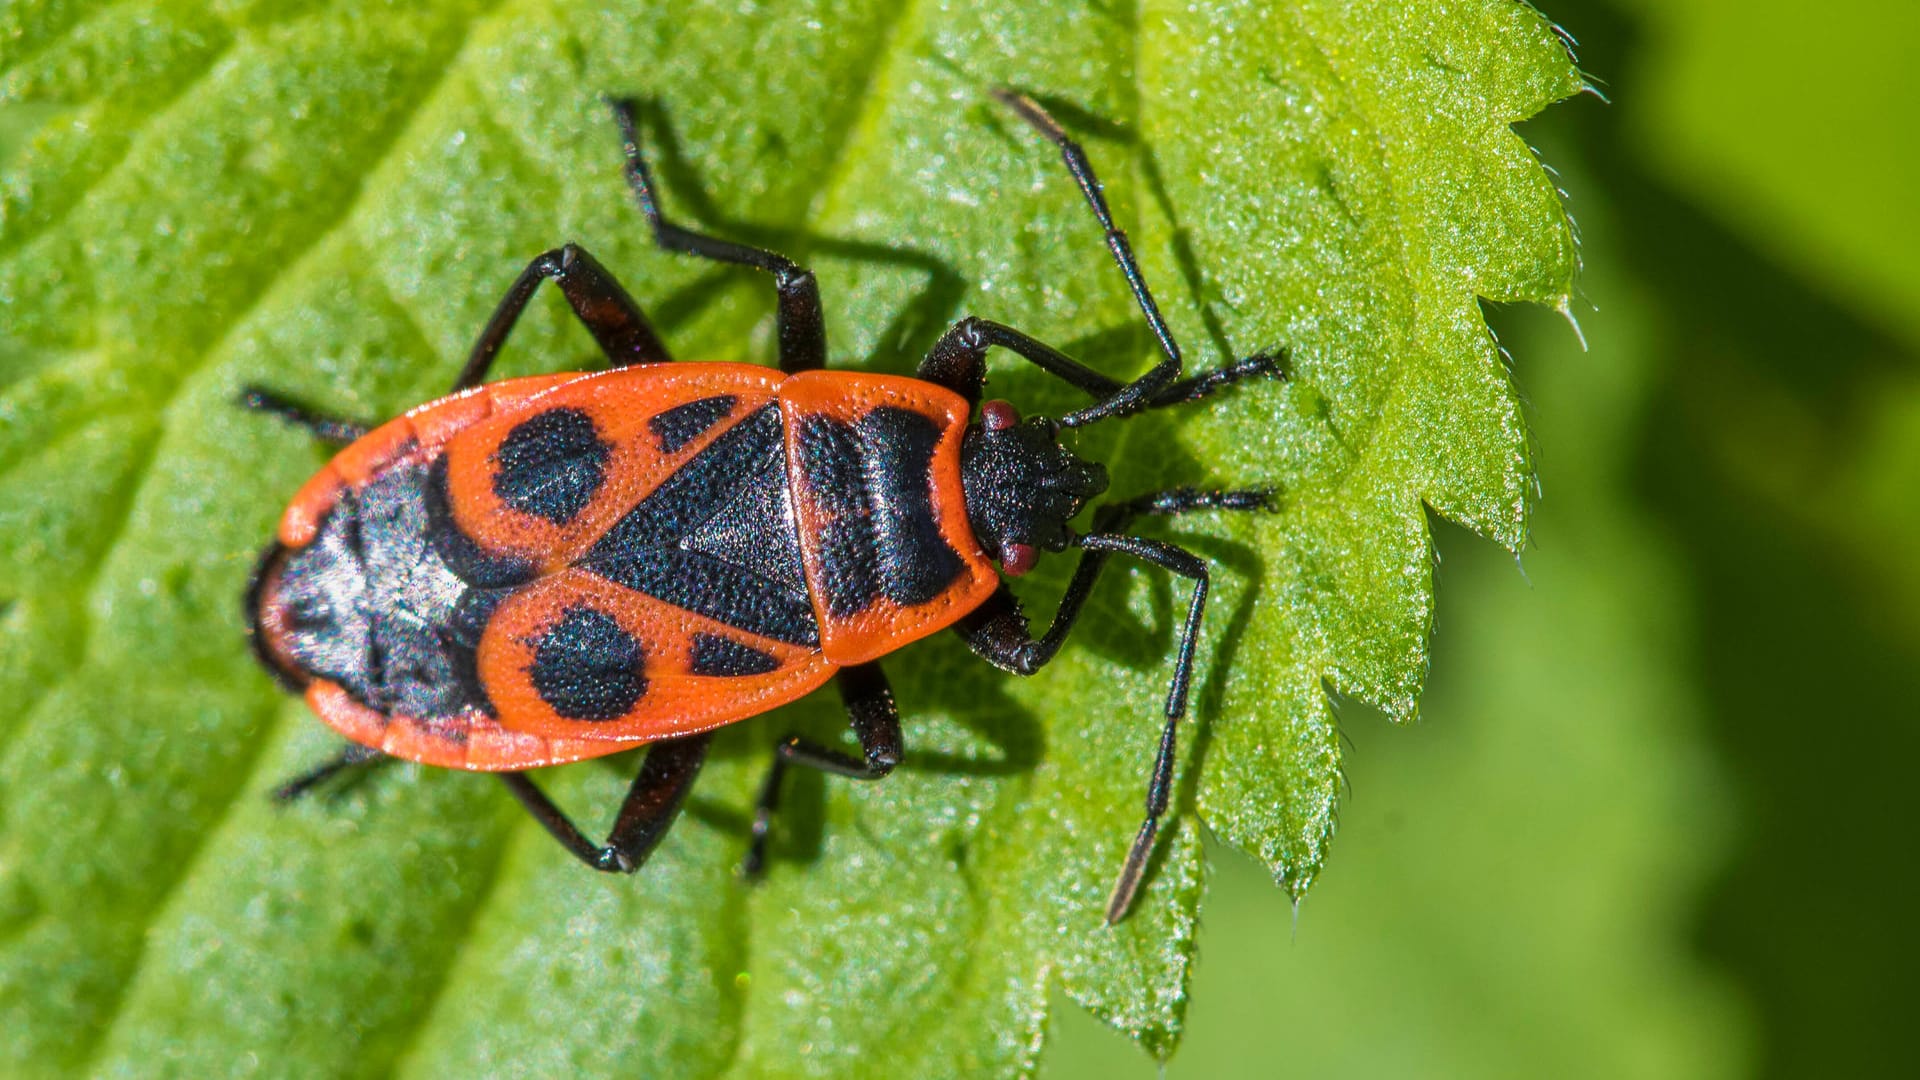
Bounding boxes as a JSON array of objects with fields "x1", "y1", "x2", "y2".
[
  {"x1": 500, "y1": 732, "x2": 714, "y2": 873},
  {"x1": 991, "y1": 89, "x2": 1182, "y2": 428},
  {"x1": 271, "y1": 742, "x2": 387, "y2": 802},
  {"x1": 917, "y1": 316, "x2": 1285, "y2": 409},
  {"x1": 1077, "y1": 532, "x2": 1207, "y2": 923},
  {"x1": 1092, "y1": 486, "x2": 1277, "y2": 525},
  {"x1": 956, "y1": 487, "x2": 1271, "y2": 674},
  {"x1": 742, "y1": 662, "x2": 901, "y2": 878},
  {"x1": 236, "y1": 387, "x2": 371, "y2": 446},
  {"x1": 954, "y1": 488, "x2": 1271, "y2": 922},
  {"x1": 605, "y1": 97, "x2": 827, "y2": 375},
  {"x1": 455, "y1": 242, "x2": 672, "y2": 392},
  {"x1": 1144, "y1": 351, "x2": 1289, "y2": 408},
  {"x1": 919, "y1": 316, "x2": 1121, "y2": 404}
]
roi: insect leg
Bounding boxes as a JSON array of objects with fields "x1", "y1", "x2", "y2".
[
  {"x1": 954, "y1": 488, "x2": 1270, "y2": 922},
  {"x1": 456, "y1": 243, "x2": 672, "y2": 392},
  {"x1": 742, "y1": 662, "x2": 901, "y2": 878},
  {"x1": 1143, "y1": 350, "x2": 1289, "y2": 408},
  {"x1": 235, "y1": 387, "x2": 371, "y2": 446},
  {"x1": 956, "y1": 487, "x2": 1270, "y2": 674},
  {"x1": 918, "y1": 317, "x2": 1285, "y2": 409},
  {"x1": 605, "y1": 97, "x2": 827, "y2": 375},
  {"x1": 500, "y1": 732, "x2": 713, "y2": 873},
  {"x1": 1076, "y1": 532, "x2": 1207, "y2": 924},
  {"x1": 991, "y1": 89, "x2": 1181, "y2": 428},
  {"x1": 271, "y1": 742, "x2": 387, "y2": 801},
  {"x1": 919, "y1": 316, "x2": 1122, "y2": 404}
]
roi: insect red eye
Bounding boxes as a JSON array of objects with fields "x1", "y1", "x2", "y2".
[
  {"x1": 982, "y1": 399, "x2": 1020, "y2": 431},
  {"x1": 1000, "y1": 541, "x2": 1038, "y2": 576}
]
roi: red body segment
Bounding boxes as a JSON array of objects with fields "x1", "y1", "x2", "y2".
[
  {"x1": 255, "y1": 363, "x2": 996, "y2": 772},
  {"x1": 778, "y1": 370, "x2": 1000, "y2": 666}
]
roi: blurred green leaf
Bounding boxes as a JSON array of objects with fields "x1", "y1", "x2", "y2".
[
  {"x1": 0, "y1": 1, "x2": 1578, "y2": 1074},
  {"x1": 1616, "y1": 0, "x2": 1920, "y2": 348},
  {"x1": 1545, "y1": 2, "x2": 1920, "y2": 1072},
  {"x1": 1595, "y1": 0, "x2": 1920, "y2": 637}
]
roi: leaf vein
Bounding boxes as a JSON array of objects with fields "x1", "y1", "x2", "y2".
[
  {"x1": 71, "y1": 698, "x2": 292, "y2": 1073},
  {"x1": 379, "y1": 815, "x2": 525, "y2": 1078},
  {"x1": 0, "y1": 24, "x2": 241, "y2": 259}
]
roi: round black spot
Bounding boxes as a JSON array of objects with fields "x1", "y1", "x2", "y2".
[
  {"x1": 493, "y1": 408, "x2": 611, "y2": 525},
  {"x1": 529, "y1": 607, "x2": 647, "y2": 720}
]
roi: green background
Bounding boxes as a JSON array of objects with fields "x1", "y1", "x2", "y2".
[
  {"x1": 2, "y1": 0, "x2": 1915, "y2": 1076},
  {"x1": 1055, "y1": 0, "x2": 1920, "y2": 1075}
]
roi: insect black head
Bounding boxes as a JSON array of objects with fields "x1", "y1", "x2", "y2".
[{"x1": 959, "y1": 400, "x2": 1108, "y2": 574}]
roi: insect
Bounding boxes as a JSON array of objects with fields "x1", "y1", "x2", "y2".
[{"x1": 243, "y1": 92, "x2": 1281, "y2": 923}]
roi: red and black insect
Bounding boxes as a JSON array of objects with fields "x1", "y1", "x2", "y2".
[{"x1": 243, "y1": 92, "x2": 1281, "y2": 922}]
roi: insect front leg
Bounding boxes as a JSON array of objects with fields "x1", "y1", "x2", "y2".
[
  {"x1": 917, "y1": 316, "x2": 1285, "y2": 409},
  {"x1": 501, "y1": 732, "x2": 714, "y2": 873},
  {"x1": 742, "y1": 662, "x2": 901, "y2": 877},
  {"x1": 954, "y1": 488, "x2": 1271, "y2": 922},
  {"x1": 988, "y1": 89, "x2": 1182, "y2": 428}
]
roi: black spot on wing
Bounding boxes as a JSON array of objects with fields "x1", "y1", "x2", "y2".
[
  {"x1": 492, "y1": 407, "x2": 611, "y2": 525},
  {"x1": 649, "y1": 394, "x2": 737, "y2": 453},
  {"x1": 797, "y1": 406, "x2": 966, "y2": 617},
  {"x1": 530, "y1": 606, "x2": 648, "y2": 721},
  {"x1": 582, "y1": 405, "x2": 819, "y2": 647},
  {"x1": 690, "y1": 633, "x2": 781, "y2": 677}
]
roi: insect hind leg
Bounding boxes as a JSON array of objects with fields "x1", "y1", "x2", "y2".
[
  {"x1": 237, "y1": 387, "x2": 371, "y2": 447},
  {"x1": 743, "y1": 662, "x2": 901, "y2": 877},
  {"x1": 455, "y1": 243, "x2": 674, "y2": 392},
  {"x1": 502, "y1": 733, "x2": 714, "y2": 873},
  {"x1": 272, "y1": 742, "x2": 388, "y2": 802}
]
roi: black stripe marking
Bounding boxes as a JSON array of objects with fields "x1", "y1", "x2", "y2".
[
  {"x1": 649, "y1": 394, "x2": 737, "y2": 453},
  {"x1": 816, "y1": 510, "x2": 881, "y2": 619},
  {"x1": 581, "y1": 405, "x2": 820, "y2": 647},
  {"x1": 492, "y1": 407, "x2": 611, "y2": 525},
  {"x1": 586, "y1": 547, "x2": 819, "y2": 648},
  {"x1": 690, "y1": 633, "x2": 781, "y2": 677},
  {"x1": 797, "y1": 406, "x2": 966, "y2": 617},
  {"x1": 530, "y1": 606, "x2": 648, "y2": 721}
]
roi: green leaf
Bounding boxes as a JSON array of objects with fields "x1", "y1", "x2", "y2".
[
  {"x1": 0, "y1": 1, "x2": 1580, "y2": 1075},
  {"x1": 1053, "y1": 122, "x2": 1754, "y2": 1077}
]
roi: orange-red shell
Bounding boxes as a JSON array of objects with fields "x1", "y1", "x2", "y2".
[{"x1": 258, "y1": 363, "x2": 997, "y2": 770}]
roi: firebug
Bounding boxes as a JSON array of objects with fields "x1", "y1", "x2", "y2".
[{"x1": 243, "y1": 92, "x2": 1281, "y2": 922}]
